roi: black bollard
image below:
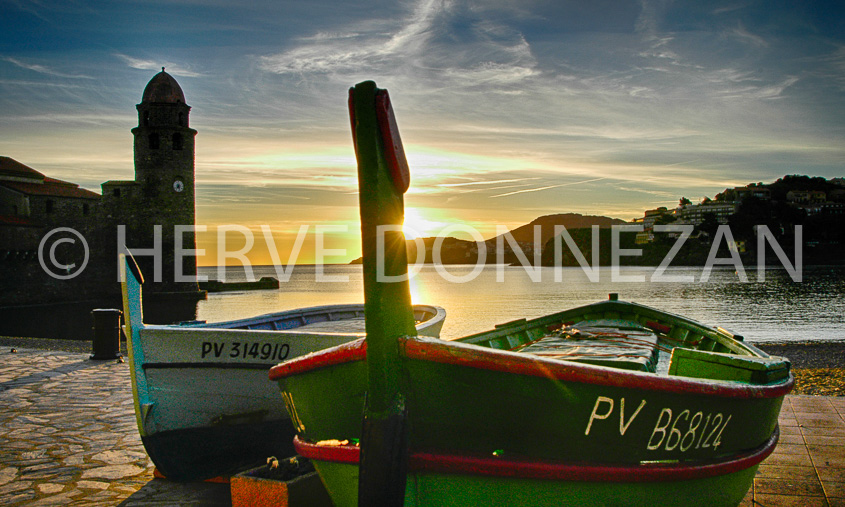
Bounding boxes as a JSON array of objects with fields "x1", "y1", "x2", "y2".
[{"x1": 90, "y1": 309, "x2": 123, "y2": 360}]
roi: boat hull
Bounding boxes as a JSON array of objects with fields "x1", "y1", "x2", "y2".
[
  {"x1": 141, "y1": 419, "x2": 293, "y2": 483},
  {"x1": 401, "y1": 469, "x2": 759, "y2": 507},
  {"x1": 278, "y1": 337, "x2": 788, "y2": 466},
  {"x1": 128, "y1": 317, "x2": 441, "y2": 481},
  {"x1": 294, "y1": 435, "x2": 773, "y2": 507},
  {"x1": 270, "y1": 301, "x2": 792, "y2": 506},
  {"x1": 119, "y1": 258, "x2": 447, "y2": 481}
]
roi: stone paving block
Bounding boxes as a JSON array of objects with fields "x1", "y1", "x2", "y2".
[
  {"x1": 810, "y1": 454, "x2": 845, "y2": 468},
  {"x1": 27, "y1": 491, "x2": 83, "y2": 506},
  {"x1": 754, "y1": 477, "x2": 826, "y2": 497},
  {"x1": 0, "y1": 479, "x2": 32, "y2": 495},
  {"x1": 795, "y1": 412, "x2": 845, "y2": 427},
  {"x1": 805, "y1": 435, "x2": 845, "y2": 446},
  {"x1": 818, "y1": 467, "x2": 845, "y2": 482},
  {"x1": 771, "y1": 443, "x2": 811, "y2": 456},
  {"x1": 0, "y1": 467, "x2": 18, "y2": 486},
  {"x1": 756, "y1": 464, "x2": 819, "y2": 481},
  {"x1": 753, "y1": 494, "x2": 830, "y2": 506},
  {"x1": 92, "y1": 449, "x2": 148, "y2": 465},
  {"x1": 780, "y1": 424, "x2": 803, "y2": 435},
  {"x1": 822, "y1": 480, "x2": 845, "y2": 500},
  {"x1": 36, "y1": 483, "x2": 64, "y2": 494},
  {"x1": 803, "y1": 425, "x2": 845, "y2": 437},
  {"x1": 0, "y1": 491, "x2": 36, "y2": 504},
  {"x1": 779, "y1": 433, "x2": 806, "y2": 445},
  {"x1": 790, "y1": 398, "x2": 835, "y2": 412},
  {"x1": 76, "y1": 480, "x2": 110, "y2": 490},
  {"x1": 80, "y1": 464, "x2": 146, "y2": 481},
  {"x1": 763, "y1": 452, "x2": 816, "y2": 467}
]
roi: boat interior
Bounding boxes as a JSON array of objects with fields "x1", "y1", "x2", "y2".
[{"x1": 458, "y1": 296, "x2": 790, "y2": 385}]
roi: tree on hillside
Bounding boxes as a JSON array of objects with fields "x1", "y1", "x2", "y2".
[
  {"x1": 697, "y1": 213, "x2": 720, "y2": 238},
  {"x1": 768, "y1": 175, "x2": 835, "y2": 201}
]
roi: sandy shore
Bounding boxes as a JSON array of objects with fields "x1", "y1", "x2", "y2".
[{"x1": 3, "y1": 336, "x2": 843, "y2": 396}]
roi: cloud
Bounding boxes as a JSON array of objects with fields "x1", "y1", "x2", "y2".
[
  {"x1": 717, "y1": 76, "x2": 799, "y2": 100},
  {"x1": 3, "y1": 0, "x2": 844, "y2": 230},
  {"x1": 635, "y1": 0, "x2": 671, "y2": 40},
  {"x1": 257, "y1": 0, "x2": 538, "y2": 90},
  {"x1": 114, "y1": 54, "x2": 204, "y2": 78},
  {"x1": 438, "y1": 178, "x2": 533, "y2": 187},
  {"x1": 730, "y1": 22, "x2": 768, "y2": 48},
  {"x1": 2, "y1": 57, "x2": 94, "y2": 79},
  {"x1": 490, "y1": 177, "x2": 607, "y2": 198}
]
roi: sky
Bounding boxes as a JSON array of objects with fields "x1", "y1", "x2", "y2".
[{"x1": 2, "y1": 0, "x2": 844, "y2": 264}]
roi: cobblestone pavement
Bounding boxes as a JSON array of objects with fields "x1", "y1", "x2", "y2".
[
  {"x1": 0, "y1": 347, "x2": 228, "y2": 506},
  {"x1": 1, "y1": 345, "x2": 844, "y2": 506}
]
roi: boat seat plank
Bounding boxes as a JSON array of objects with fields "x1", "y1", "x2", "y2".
[
  {"x1": 516, "y1": 319, "x2": 660, "y2": 372},
  {"x1": 297, "y1": 317, "x2": 368, "y2": 333},
  {"x1": 668, "y1": 348, "x2": 791, "y2": 384}
]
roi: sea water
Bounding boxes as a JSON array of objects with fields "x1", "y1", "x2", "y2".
[{"x1": 197, "y1": 265, "x2": 845, "y2": 343}]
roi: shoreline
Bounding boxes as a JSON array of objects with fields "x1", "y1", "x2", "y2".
[{"x1": 3, "y1": 336, "x2": 843, "y2": 396}]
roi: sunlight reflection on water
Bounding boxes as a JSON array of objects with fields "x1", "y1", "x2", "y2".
[{"x1": 197, "y1": 265, "x2": 845, "y2": 343}]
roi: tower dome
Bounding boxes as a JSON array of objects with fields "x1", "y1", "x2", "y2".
[{"x1": 141, "y1": 68, "x2": 186, "y2": 104}]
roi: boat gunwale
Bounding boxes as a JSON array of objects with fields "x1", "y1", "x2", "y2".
[
  {"x1": 165, "y1": 303, "x2": 445, "y2": 332},
  {"x1": 402, "y1": 335, "x2": 794, "y2": 399},
  {"x1": 269, "y1": 335, "x2": 793, "y2": 400},
  {"x1": 269, "y1": 337, "x2": 367, "y2": 379},
  {"x1": 139, "y1": 325, "x2": 368, "y2": 338},
  {"x1": 292, "y1": 428, "x2": 779, "y2": 483}
]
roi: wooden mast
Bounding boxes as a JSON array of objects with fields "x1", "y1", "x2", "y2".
[{"x1": 350, "y1": 80, "x2": 416, "y2": 506}]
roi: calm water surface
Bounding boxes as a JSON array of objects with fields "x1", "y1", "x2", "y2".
[{"x1": 197, "y1": 265, "x2": 845, "y2": 343}]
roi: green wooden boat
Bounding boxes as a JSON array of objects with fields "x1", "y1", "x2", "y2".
[{"x1": 268, "y1": 81, "x2": 793, "y2": 506}]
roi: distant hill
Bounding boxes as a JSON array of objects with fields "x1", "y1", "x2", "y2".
[
  {"x1": 488, "y1": 213, "x2": 628, "y2": 245},
  {"x1": 352, "y1": 176, "x2": 845, "y2": 267},
  {"x1": 349, "y1": 213, "x2": 628, "y2": 265}
]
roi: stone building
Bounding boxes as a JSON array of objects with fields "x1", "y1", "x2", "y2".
[
  {"x1": 0, "y1": 69, "x2": 203, "y2": 311},
  {"x1": 0, "y1": 157, "x2": 102, "y2": 304},
  {"x1": 102, "y1": 69, "x2": 200, "y2": 294}
]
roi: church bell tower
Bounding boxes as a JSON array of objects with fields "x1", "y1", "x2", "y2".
[{"x1": 130, "y1": 68, "x2": 198, "y2": 292}]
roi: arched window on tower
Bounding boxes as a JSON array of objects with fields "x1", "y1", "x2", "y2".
[
  {"x1": 149, "y1": 133, "x2": 160, "y2": 149},
  {"x1": 172, "y1": 133, "x2": 183, "y2": 150},
  {"x1": 178, "y1": 112, "x2": 186, "y2": 126},
  {"x1": 144, "y1": 111, "x2": 151, "y2": 126}
]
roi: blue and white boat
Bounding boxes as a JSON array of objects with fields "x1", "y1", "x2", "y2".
[{"x1": 119, "y1": 254, "x2": 445, "y2": 481}]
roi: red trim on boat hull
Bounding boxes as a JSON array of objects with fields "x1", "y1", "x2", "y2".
[
  {"x1": 269, "y1": 338, "x2": 365, "y2": 380},
  {"x1": 271, "y1": 333, "x2": 793, "y2": 399},
  {"x1": 294, "y1": 428, "x2": 778, "y2": 483},
  {"x1": 294, "y1": 436, "x2": 361, "y2": 464},
  {"x1": 401, "y1": 336, "x2": 794, "y2": 400}
]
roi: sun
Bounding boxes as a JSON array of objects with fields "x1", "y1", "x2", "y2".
[{"x1": 403, "y1": 207, "x2": 444, "y2": 240}]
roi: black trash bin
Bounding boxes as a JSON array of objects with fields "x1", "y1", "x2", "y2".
[{"x1": 91, "y1": 308, "x2": 123, "y2": 360}]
